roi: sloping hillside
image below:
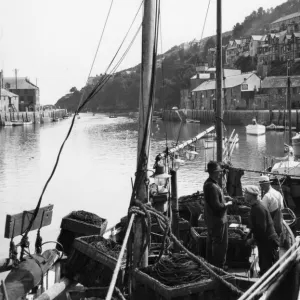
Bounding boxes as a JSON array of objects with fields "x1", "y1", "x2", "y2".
[{"x1": 56, "y1": 0, "x2": 297, "y2": 111}]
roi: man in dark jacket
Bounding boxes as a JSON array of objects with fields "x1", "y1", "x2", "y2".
[
  {"x1": 244, "y1": 185, "x2": 279, "y2": 276},
  {"x1": 203, "y1": 161, "x2": 233, "y2": 269}
]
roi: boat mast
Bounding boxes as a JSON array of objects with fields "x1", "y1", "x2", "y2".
[
  {"x1": 287, "y1": 59, "x2": 292, "y2": 145},
  {"x1": 134, "y1": 0, "x2": 157, "y2": 268},
  {"x1": 216, "y1": 0, "x2": 223, "y2": 162}
]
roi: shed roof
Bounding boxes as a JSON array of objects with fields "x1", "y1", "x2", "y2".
[
  {"x1": 271, "y1": 12, "x2": 300, "y2": 25},
  {"x1": 0, "y1": 89, "x2": 18, "y2": 97},
  {"x1": 192, "y1": 72, "x2": 255, "y2": 92},
  {"x1": 3, "y1": 77, "x2": 39, "y2": 90},
  {"x1": 190, "y1": 73, "x2": 211, "y2": 80},
  {"x1": 262, "y1": 76, "x2": 300, "y2": 88},
  {"x1": 251, "y1": 35, "x2": 263, "y2": 41}
]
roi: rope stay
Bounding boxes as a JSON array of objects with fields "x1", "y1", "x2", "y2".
[{"x1": 21, "y1": 1, "x2": 144, "y2": 239}]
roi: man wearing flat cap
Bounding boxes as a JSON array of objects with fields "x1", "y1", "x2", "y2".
[
  {"x1": 259, "y1": 175, "x2": 283, "y2": 237},
  {"x1": 203, "y1": 161, "x2": 233, "y2": 269},
  {"x1": 244, "y1": 185, "x2": 279, "y2": 276}
]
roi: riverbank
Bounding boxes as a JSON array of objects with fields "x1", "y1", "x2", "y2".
[
  {"x1": 0, "y1": 109, "x2": 68, "y2": 126},
  {"x1": 163, "y1": 109, "x2": 300, "y2": 128}
]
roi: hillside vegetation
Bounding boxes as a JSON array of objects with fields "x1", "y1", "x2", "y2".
[{"x1": 56, "y1": 0, "x2": 300, "y2": 112}]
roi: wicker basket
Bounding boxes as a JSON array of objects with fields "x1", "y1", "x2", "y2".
[
  {"x1": 57, "y1": 213, "x2": 107, "y2": 255},
  {"x1": 134, "y1": 267, "x2": 235, "y2": 300},
  {"x1": 66, "y1": 235, "x2": 125, "y2": 287}
]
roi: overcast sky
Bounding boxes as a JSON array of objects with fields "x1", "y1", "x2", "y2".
[{"x1": 0, "y1": 0, "x2": 285, "y2": 105}]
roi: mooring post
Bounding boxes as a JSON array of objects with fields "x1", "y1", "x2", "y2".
[{"x1": 170, "y1": 169, "x2": 180, "y2": 251}]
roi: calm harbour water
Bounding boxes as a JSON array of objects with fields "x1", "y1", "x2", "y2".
[{"x1": 0, "y1": 113, "x2": 288, "y2": 259}]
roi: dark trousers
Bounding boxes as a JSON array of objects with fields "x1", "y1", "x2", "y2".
[
  {"x1": 206, "y1": 222, "x2": 228, "y2": 269},
  {"x1": 257, "y1": 240, "x2": 279, "y2": 275}
]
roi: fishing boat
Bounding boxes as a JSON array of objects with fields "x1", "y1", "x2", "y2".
[
  {"x1": 1, "y1": 1, "x2": 300, "y2": 300},
  {"x1": 11, "y1": 120, "x2": 24, "y2": 126}
]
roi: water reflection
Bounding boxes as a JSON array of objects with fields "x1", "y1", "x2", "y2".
[{"x1": 0, "y1": 114, "x2": 290, "y2": 259}]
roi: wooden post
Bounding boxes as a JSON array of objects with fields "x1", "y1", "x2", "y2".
[
  {"x1": 36, "y1": 278, "x2": 72, "y2": 300},
  {"x1": 133, "y1": 0, "x2": 157, "y2": 269},
  {"x1": 170, "y1": 169, "x2": 179, "y2": 251},
  {"x1": 216, "y1": 0, "x2": 223, "y2": 163}
]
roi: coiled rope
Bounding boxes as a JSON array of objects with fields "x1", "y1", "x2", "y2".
[{"x1": 127, "y1": 201, "x2": 243, "y2": 296}]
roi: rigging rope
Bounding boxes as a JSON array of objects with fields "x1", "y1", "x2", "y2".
[{"x1": 22, "y1": 2, "x2": 144, "y2": 238}]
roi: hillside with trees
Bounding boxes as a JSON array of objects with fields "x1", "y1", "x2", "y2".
[{"x1": 56, "y1": 0, "x2": 299, "y2": 112}]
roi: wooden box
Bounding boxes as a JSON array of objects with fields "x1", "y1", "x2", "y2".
[
  {"x1": 134, "y1": 267, "x2": 235, "y2": 300},
  {"x1": 66, "y1": 235, "x2": 125, "y2": 287},
  {"x1": 57, "y1": 212, "x2": 107, "y2": 255}
]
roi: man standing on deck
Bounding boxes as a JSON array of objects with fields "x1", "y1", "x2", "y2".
[
  {"x1": 203, "y1": 161, "x2": 233, "y2": 269},
  {"x1": 244, "y1": 185, "x2": 279, "y2": 276},
  {"x1": 259, "y1": 176, "x2": 283, "y2": 237}
]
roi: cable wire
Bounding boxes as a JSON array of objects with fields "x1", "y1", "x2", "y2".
[{"x1": 23, "y1": 1, "x2": 144, "y2": 236}]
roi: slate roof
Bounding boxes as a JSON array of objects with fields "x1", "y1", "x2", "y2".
[
  {"x1": 271, "y1": 12, "x2": 300, "y2": 25},
  {"x1": 192, "y1": 72, "x2": 255, "y2": 92},
  {"x1": 3, "y1": 77, "x2": 38, "y2": 90},
  {"x1": 0, "y1": 89, "x2": 18, "y2": 97},
  {"x1": 261, "y1": 76, "x2": 300, "y2": 88},
  {"x1": 251, "y1": 35, "x2": 263, "y2": 41},
  {"x1": 190, "y1": 73, "x2": 211, "y2": 80}
]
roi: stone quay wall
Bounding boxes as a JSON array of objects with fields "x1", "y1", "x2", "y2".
[
  {"x1": 162, "y1": 109, "x2": 300, "y2": 128},
  {"x1": 0, "y1": 109, "x2": 68, "y2": 126}
]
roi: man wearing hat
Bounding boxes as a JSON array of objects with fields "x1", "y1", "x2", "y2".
[
  {"x1": 244, "y1": 185, "x2": 279, "y2": 276},
  {"x1": 259, "y1": 175, "x2": 283, "y2": 237},
  {"x1": 203, "y1": 161, "x2": 233, "y2": 269}
]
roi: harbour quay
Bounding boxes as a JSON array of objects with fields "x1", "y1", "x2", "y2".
[{"x1": 163, "y1": 109, "x2": 300, "y2": 128}]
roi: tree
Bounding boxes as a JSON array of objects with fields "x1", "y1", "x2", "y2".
[
  {"x1": 232, "y1": 23, "x2": 244, "y2": 38},
  {"x1": 70, "y1": 87, "x2": 78, "y2": 93}
]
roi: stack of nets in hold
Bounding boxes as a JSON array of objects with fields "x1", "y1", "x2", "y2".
[
  {"x1": 69, "y1": 210, "x2": 104, "y2": 226},
  {"x1": 142, "y1": 253, "x2": 212, "y2": 287},
  {"x1": 90, "y1": 237, "x2": 125, "y2": 261},
  {"x1": 195, "y1": 228, "x2": 245, "y2": 240},
  {"x1": 227, "y1": 197, "x2": 251, "y2": 226},
  {"x1": 178, "y1": 191, "x2": 204, "y2": 226}
]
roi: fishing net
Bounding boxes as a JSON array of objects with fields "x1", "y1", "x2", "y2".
[
  {"x1": 141, "y1": 253, "x2": 214, "y2": 287},
  {"x1": 91, "y1": 238, "x2": 125, "y2": 261},
  {"x1": 69, "y1": 210, "x2": 104, "y2": 226}
]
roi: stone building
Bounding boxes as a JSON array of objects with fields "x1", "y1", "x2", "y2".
[
  {"x1": 270, "y1": 12, "x2": 300, "y2": 33},
  {"x1": 260, "y1": 75, "x2": 300, "y2": 109},
  {"x1": 3, "y1": 77, "x2": 39, "y2": 111},
  {"x1": 192, "y1": 72, "x2": 261, "y2": 110}
]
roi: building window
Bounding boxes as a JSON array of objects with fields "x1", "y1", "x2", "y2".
[
  {"x1": 20, "y1": 96, "x2": 24, "y2": 103},
  {"x1": 293, "y1": 87, "x2": 297, "y2": 94},
  {"x1": 27, "y1": 96, "x2": 34, "y2": 104},
  {"x1": 278, "y1": 88, "x2": 282, "y2": 95},
  {"x1": 24, "y1": 89, "x2": 28, "y2": 94}
]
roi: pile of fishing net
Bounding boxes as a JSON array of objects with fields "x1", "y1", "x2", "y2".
[
  {"x1": 194, "y1": 228, "x2": 246, "y2": 240},
  {"x1": 69, "y1": 210, "x2": 104, "y2": 226},
  {"x1": 91, "y1": 238, "x2": 125, "y2": 261},
  {"x1": 142, "y1": 253, "x2": 213, "y2": 287}
]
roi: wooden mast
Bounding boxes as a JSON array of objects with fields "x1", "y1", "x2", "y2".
[
  {"x1": 133, "y1": 0, "x2": 157, "y2": 268},
  {"x1": 216, "y1": 0, "x2": 223, "y2": 162},
  {"x1": 287, "y1": 59, "x2": 292, "y2": 145}
]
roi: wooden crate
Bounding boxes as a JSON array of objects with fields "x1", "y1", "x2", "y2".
[
  {"x1": 134, "y1": 268, "x2": 236, "y2": 300},
  {"x1": 57, "y1": 212, "x2": 107, "y2": 255},
  {"x1": 66, "y1": 235, "x2": 125, "y2": 287},
  {"x1": 66, "y1": 286, "x2": 122, "y2": 300}
]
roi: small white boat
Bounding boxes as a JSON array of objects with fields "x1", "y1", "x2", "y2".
[
  {"x1": 292, "y1": 133, "x2": 300, "y2": 158},
  {"x1": 246, "y1": 123, "x2": 266, "y2": 135},
  {"x1": 23, "y1": 120, "x2": 33, "y2": 125}
]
